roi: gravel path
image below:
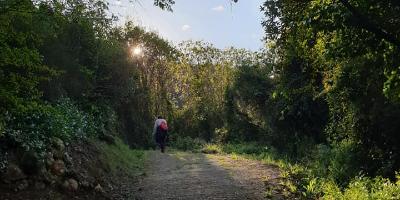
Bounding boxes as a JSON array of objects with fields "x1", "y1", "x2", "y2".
[{"x1": 134, "y1": 151, "x2": 285, "y2": 200}]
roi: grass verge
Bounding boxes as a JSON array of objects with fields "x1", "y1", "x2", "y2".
[
  {"x1": 201, "y1": 142, "x2": 400, "y2": 200},
  {"x1": 95, "y1": 138, "x2": 146, "y2": 176}
]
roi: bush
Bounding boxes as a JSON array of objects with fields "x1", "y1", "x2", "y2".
[
  {"x1": 208, "y1": 140, "x2": 399, "y2": 199},
  {"x1": 1, "y1": 98, "x2": 115, "y2": 155},
  {"x1": 49, "y1": 98, "x2": 91, "y2": 141},
  {"x1": 84, "y1": 103, "x2": 117, "y2": 137},
  {"x1": 201, "y1": 144, "x2": 222, "y2": 154},
  {"x1": 306, "y1": 140, "x2": 362, "y2": 186},
  {"x1": 3, "y1": 103, "x2": 57, "y2": 153},
  {"x1": 320, "y1": 175, "x2": 400, "y2": 200},
  {"x1": 96, "y1": 138, "x2": 145, "y2": 175},
  {"x1": 170, "y1": 136, "x2": 205, "y2": 151},
  {"x1": 222, "y1": 142, "x2": 267, "y2": 155}
]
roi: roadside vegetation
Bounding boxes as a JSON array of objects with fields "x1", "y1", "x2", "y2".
[
  {"x1": 169, "y1": 0, "x2": 400, "y2": 199},
  {"x1": 201, "y1": 142, "x2": 400, "y2": 199},
  {"x1": 1, "y1": 0, "x2": 400, "y2": 199},
  {"x1": 96, "y1": 138, "x2": 146, "y2": 176},
  {"x1": 0, "y1": 0, "x2": 171, "y2": 197}
]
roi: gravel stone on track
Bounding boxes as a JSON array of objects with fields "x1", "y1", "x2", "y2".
[{"x1": 134, "y1": 151, "x2": 284, "y2": 200}]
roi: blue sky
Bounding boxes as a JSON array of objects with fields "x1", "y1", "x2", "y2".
[{"x1": 108, "y1": 0, "x2": 265, "y2": 51}]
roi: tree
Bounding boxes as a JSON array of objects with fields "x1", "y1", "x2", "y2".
[{"x1": 261, "y1": 0, "x2": 400, "y2": 176}]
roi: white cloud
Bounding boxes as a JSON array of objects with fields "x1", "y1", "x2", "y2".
[
  {"x1": 115, "y1": 0, "x2": 122, "y2": 6},
  {"x1": 181, "y1": 24, "x2": 191, "y2": 31},
  {"x1": 212, "y1": 5, "x2": 225, "y2": 12}
]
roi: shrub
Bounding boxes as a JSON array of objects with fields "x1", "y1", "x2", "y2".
[
  {"x1": 214, "y1": 127, "x2": 229, "y2": 143},
  {"x1": 170, "y1": 136, "x2": 205, "y2": 151},
  {"x1": 1, "y1": 98, "x2": 114, "y2": 155},
  {"x1": 308, "y1": 140, "x2": 361, "y2": 186},
  {"x1": 222, "y1": 142, "x2": 267, "y2": 155},
  {"x1": 3, "y1": 103, "x2": 57, "y2": 153},
  {"x1": 320, "y1": 175, "x2": 400, "y2": 200},
  {"x1": 48, "y1": 98, "x2": 90, "y2": 141},
  {"x1": 201, "y1": 144, "x2": 222, "y2": 154},
  {"x1": 96, "y1": 138, "x2": 145, "y2": 175},
  {"x1": 84, "y1": 103, "x2": 117, "y2": 137}
]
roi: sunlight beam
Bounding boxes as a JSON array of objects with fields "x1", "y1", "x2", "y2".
[{"x1": 132, "y1": 46, "x2": 143, "y2": 56}]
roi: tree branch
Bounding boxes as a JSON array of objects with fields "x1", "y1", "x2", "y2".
[{"x1": 338, "y1": 0, "x2": 400, "y2": 47}]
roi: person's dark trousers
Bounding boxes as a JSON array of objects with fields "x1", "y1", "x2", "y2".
[
  {"x1": 155, "y1": 128, "x2": 168, "y2": 153},
  {"x1": 156, "y1": 138, "x2": 166, "y2": 153},
  {"x1": 159, "y1": 142, "x2": 165, "y2": 153}
]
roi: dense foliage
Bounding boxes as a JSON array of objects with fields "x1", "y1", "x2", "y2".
[
  {"x1": 0, "y1": 0, "x2": 177, "y2": 166},
  {"x1": 196, "y1": 0, "x2": 400, "y2": 198},
  {"x1": 259, "y1": 0, "x2": 400, "y2": 176},
  {"x1": 168, "y1": 0, "x2": 400, "y2": 198},
  {"x1": 1, "y1": 0, "x2": 399, "y2": 198}
]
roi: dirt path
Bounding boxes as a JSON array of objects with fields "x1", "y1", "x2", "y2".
[{"x1": 134, "y1": 151, "x2": 285, "y2": 200}]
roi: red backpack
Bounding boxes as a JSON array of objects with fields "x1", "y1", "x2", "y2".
[{"x1": 159, "y1": 121, "x2": 168, "y2": 131}]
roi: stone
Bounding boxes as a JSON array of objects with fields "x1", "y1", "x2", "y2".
[
  {"x1": 107, "y1": 183, "x2": 113, "y2": 190},
  {"x1": 20, "y1": 151, "x2": 40, "y2": 175},
  {"x1": 62, "y1": 178, "x2": 78, "y2": 192},
  {"x1": 40, "y1": 167, "x2": 56, "y2": 184},
  {"x1": 63, "y1": 152, "x2": 73, "y2": 166},
  {"x1": 80, "y1": 180, "x2": 90, "y2": 188},
  {"x1": 50, "y1": 160, "x2": 65, "y2": 176},
  {"x1": 45, "y1": 152, "x2": 55, "y2": 167},
  {"x1": 51, "y1": 138, "x2": 65, "y2": 160},
  {"x1": 1, "y1": 163, "x2": 26, "y2": 183},
  {"x1": 34, "y1": 181, "x2": 46, "y2": 190},
  {"x1": 51, "y1": 137, "x2": 65, "y2": 151},
  {"x1": 94, "y1": 184, "x2": 104, "y2": 194},
  {"x1": 52, "y1": 149, "x2": 64, "y2": 160},
  {"x1": 15, "y1": 179, "x2": 29, "y2": 191}
]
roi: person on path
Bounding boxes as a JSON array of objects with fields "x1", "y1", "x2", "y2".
[{"x1": 153, "y1": 116, "x2": 168, "y2": 153}]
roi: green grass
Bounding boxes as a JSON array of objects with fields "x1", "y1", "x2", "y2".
[
  {"x1": 199, "y1": 142, "x2": 400, "y2": 200},
  {"x1": 169, "y1": 136, "x2": 205, "y2": 152},
  {"x1": 96, "y1": 138, "x2": 146, "y2": 176},
  {"x1": 201, "y1": 143, "x2": 222, "y2": 154},
  {"x1": 166, "y1": 137, "x2": 400, "y2": 199}
]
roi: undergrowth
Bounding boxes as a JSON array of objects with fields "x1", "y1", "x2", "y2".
[
  {"x1": 169, "y1": 135, "x2": 205, "y2": 152},
  {"x1": 96, "y1": 138, "x2": 146, "y2": 176},
  {"x1": 200, "y1": 142, "x2": 400, "y2": 199}
]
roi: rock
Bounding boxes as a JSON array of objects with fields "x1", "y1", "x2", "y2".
[
  {"x1": 34, "y1": 181, "x2": 46, "y2": 190},
  {"x1": 62, "y1": 178, "x2": 78, "y2": 192},
  {"x1": 107, "y1": 183, "x2": 113, "y2": 190},
  {"x1": 51, "y1": 137, "x2": 65, "y2": 151},
  {"x1": 80, "y1": 180, "x2": 90, "y2": 188},
  {"x1": 63, "y1": 152, "x2": 73, "y2": 166},
  {"x1": 52, "y1": 149, "x2": 64, "y2": 160},
  {"x1": 51, "y1": 138, "x2": 65, "y2": 159},
  {"x1": 94, "y1": 184, "x2": 104, "y2": 194},
  {"x1": 45, "y1": 152, "x2": 55, "y2": 167},
  {"x1": 16, "y1": 179, "x2": 29, "y2": 191},
  {"x1": 1, "y1": 163, "x2": 26, "y2": 183},
  {"x1": 50, "y1": 160, "x2": 65, "y2": 176},
  {"x1": 39, "y1": 166, "x2": 56, "y2": 184},
  {"x1": 20, "y1": 151, "x2": 40, "y2": 175}
]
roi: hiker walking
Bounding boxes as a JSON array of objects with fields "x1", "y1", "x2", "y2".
[{"x1": 153, "y1": 116, "x2": 168, "y2": 153}]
